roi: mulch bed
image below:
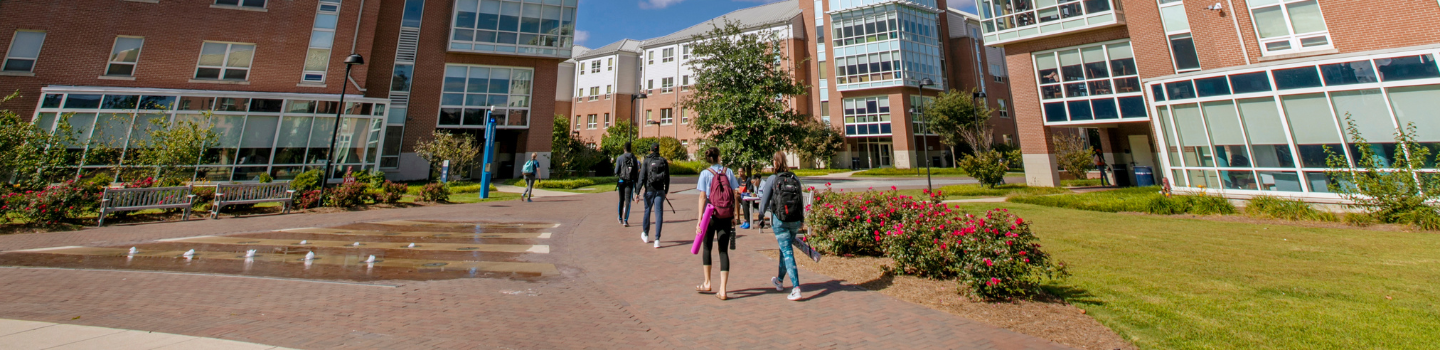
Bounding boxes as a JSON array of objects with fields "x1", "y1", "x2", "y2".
[{"x1": 758, "y1": 250, "x2": 1134, "y2": 350}]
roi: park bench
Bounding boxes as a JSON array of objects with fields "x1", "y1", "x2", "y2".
[
  {"x1": 211, "y1": 183, "x2": 295, "y2": 219},
  {"x1": 96, "y1": 186, "x2": 196, "y2": 226}
]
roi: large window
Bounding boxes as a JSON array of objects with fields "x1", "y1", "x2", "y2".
[
  {"x1": 214, "y1": 0, "x2": 265, "y2": 8},
  {"x1": 105, "y1": 36, "x2": 144, "y2": 77},
  {"x1": 660, "y1": 108, "x2": 673, "y2": 125},
  {"x1": 438, "y1": 64, "x2": 534, "y2": 128},
  {"x1": 3, "y1": 30, "x2": 45, "y2": 73},
  {"x1": 1034, "y1": 41, "x2": 1145, "y2": 124},
  {"x1": 590, "y1": 60, "x2": 599, "y2": 73},
  {"x1": 1157, "y1": 0, "x2": 1199, "y2": 71},
  {"x1": 1248, "y1": 0, "x2": 1330, "y2": 55},
  {"x1": 450, "y1": 0, "x2": 578, "y2": 58},
  {"x1": 978, "y1": 0, "x2": 1118, "y2": 44},
  {"x1": 842, "y1": 96, "x2": 891, "y2": 136},
  {"x1": 304, "y1": 1, "x2": 341, "y2": 82},
  {"x1": 194, "y1": 42, "x2": 254, "y2": 80},
  {"x1": 831, "y1": 4, "x2": 943, "y2": 91},
  {"x1": 662, "y1": 48, "x2": 674, "y2": 63},
  {"x1": 661, "y1": 77, "x2": 674, "y2": 93}
]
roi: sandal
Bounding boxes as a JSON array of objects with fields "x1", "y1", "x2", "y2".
[
  {"x1": 695, "y1": 283, "x2": 712, "y2": 293},
  {"x1": 716, "y1": 291, "x2": 728, "y2": 300}
]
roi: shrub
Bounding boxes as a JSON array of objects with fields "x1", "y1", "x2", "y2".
[
  {"x1": 353, "y1": 169, "x2": 385, "y2": 188},
  {"x1": 127, "y1": 176, "x2": 156, "y2": 188},
  {"x1": 191, "y1": 186, "x2": 216, "y2": 210},
  {"x1": 1146, "y1": 194, "x2": 1236, "y2": 215},
  {"x1": 807, "y1": 184, "x2": 912, "y2": 256},
  {"x1": 957, "y1": 150, "x2": 1019, "y2": 188},
  {"x1": 1054, "y1": 132, "x2": 1093, "y2": 180},
  {"x1": 670, "y1": 161, "x2": 706, "y2": 175},
  {"x1": 83, "y1": 173, "x2": 115, "y2": 192},
  {"x1": 419, "y1": 182, "x2": 449, "y2": 203},
  {"x1": 290, "y1": 169, "x2": 322, "y2": 192},
  {"x1": 505, "y1": 176, "x2": 616, "y2": 189},
  {"x1": 293, "y1": 190, "x2": 322, "y2": 209},
  {"x1": 1010, "y1": 187, "x2": 1236, "y2": 215},
  {"x1": 256, "y1": 173, "x2": 273, "y2": 183},
  {"x1": 325, "y1": 179, "x2": 372, "y2": 208},
  {"x1": 954, "y1": 209, "x2": 1067, "y2": 300},
  {"x1": 941, "y1": 184, "x2": 1069, "y2": 198},
  {"x1": 1323, "y1": 116, "x2": 1440, "y2": 230},
  {"x1": 377, "y1": 180, "x2": 406, "y2": 204},
  {"x1": 2, "y1": 180, "x2": 95, "y2": 224},
  {"x1": 1245, "y1": 196, "x2": 1337, "y2": 222}
]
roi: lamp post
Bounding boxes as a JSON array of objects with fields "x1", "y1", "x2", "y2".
[
  {"x1": 629, "y1": 93, "x2": 648, "y2": 146},
  {"x1": 320, "y1": 54, "x2": 365, "y2": 203},
  {"x1": 913, "y1": 77, "x2": 935, "y2": 195}
]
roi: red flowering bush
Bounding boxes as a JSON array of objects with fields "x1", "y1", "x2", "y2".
[
  {"x1": 325, "y1": 178, "x2": 373, "y2": 208},
  {"x1": 376, "y1": 180, "x2": 406, "y2": 204},
  {"x1": 126, "y1": 176, "x2": 156, "y2": 189},
  {"x1": 807, "y1": 185, "x2": 1067, "y2": 300},
  {"x1": 1, "y1": 180, "x2": 96, "y2": 225},
  {"x1": 418, "y1": 182, "x2": 449, "y2": 203},
  {"x1": 293, "y1": 190, "x2": 322, "y2": 209}
]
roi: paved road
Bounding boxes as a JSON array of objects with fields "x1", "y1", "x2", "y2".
[{"x1": 0, "y1": 177, "x2": 1067, "y2": 349}]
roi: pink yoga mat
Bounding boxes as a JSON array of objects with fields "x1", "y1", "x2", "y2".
[{"x1": 692, "y1": 204, "x2": 713, "y2": 254}]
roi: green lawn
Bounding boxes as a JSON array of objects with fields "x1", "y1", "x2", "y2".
[
  {"x1": 851, "y1": 167, "x2": 1026, "y2": 178},
  {"x1": 950, "y1": 202, "x2": 1440, "y2": 349},
  {"x1": 888, "y1": 184, "x2": 1072, "y2": 200},
  {"x1": 1061, "y1": 178, "x2": 1105, "y2": 187}
]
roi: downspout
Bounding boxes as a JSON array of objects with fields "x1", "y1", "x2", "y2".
[
  {"x1": 349, "y1": 0, "x2": 368, "y2": 92},
  {"x1": 1223, "y1": 0, "x2": 1252, "y2": 65}
]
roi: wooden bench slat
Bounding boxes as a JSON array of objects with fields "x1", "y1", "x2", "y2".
[{"x1": 211, "y1": 183, "x2": 295, "y2": 219}]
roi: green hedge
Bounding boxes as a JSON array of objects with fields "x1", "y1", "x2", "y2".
[
  {"x1": 504, "y1": 176, "x2": 617, "y2": 189},
  {"x1": 853, "y1": 167, "x2": 969, "y2": 177},
  {"x1": 1008, "y1": 186, "x2": 1236, "y2": 215}
]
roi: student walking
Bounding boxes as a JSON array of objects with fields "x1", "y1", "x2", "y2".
[
  {"x1": 695, "y1": 147, "x2": 740, "y2": 300},
  {"x1": 758, "y1": 152, "x2": 805, "y2": 301},
  {"x1": 614, "y1": 142, "x2": 640, "y2": 227},
  {"x1": 521, "y1": 153, "x2": 541, "y2": 202},
  {"x1": 635, "y1": 143, "x2": 669, "y2": 248}
]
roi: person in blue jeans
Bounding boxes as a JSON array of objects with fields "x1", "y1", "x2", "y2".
[
  {"x1": 613, "y1": 142, "x2": 639, "y2": 227},
  {"x1": 758, "y1": 152, "x2": 804, "y2": 301},
  {"x1": 635, "y1": 143, "x2": 669, "y2": 248}
]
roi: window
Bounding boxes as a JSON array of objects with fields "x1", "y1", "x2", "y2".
[
  {"x1": 1157, "y1": 0, "x2": 1199, "y2": 71},
  {"x1": 647, "y1": 79, "x2": 654, "y2": 92},
  {"x1": 303, "y1": 1, "x2": 341, "y2": 82},
  {"x1": 998, "y1": 99, "x2": 1009, "y2": 118},
  {"x1": 661, "y1": 77, "x2": 674, "y2": 93},
  {"x1": 646, "y1": 110, "x2": 653, "y2": 123},
  {"x1": 587, "y1": 114, "x2": 597, "y2": 129},
  {"x1": 604, "y1": 113, "x2": 611, "y2": 127},
  {"x1": 607, "y1": 57, "x2": 613, "y2": 71},
  {"x1": 194, "y1": 42, "x2": 255, "y2": 80},
  {"x1": 578, "y1": 64, "x2": 584, "y2": 75},
  {"x1": 682, "y1": 45, "x2": 690, "y2": 60},
  {"x1": 979, "y1": 0, "x2": 1117, "y2": 42},
  {"x1": 842, "y1": 96, "x2": 892, "y2": 136},
  {"x1": 2, "y1": 30, "x2": 45, "y2": 73},
  {"x1": 660, "y1": 108, "x2": 673, "y2": 125},
  {"x1": 450, "y1": 0, "x2": 578, "y2": 57},
  {"x1": 391, "y1": 64, "x2": 414, "y2": 92},
  {"x1": 105, "y1": 36, "x2": 143, "y2": 77},
  {"x1": 1169, "y1": 34, "x2": 1201, "y2": 71},
  {"x1": 682, "y1": 75, "x2": 689, "y2": 86},
  {"x1": 648, "y1": 50, "x2": 654, "y2": 64},
  {"x1": 214, "y1": 0, "x2": 266, "y2": 8},
  {"x1": 401, "y1": 0, "x2": 426, "y2": 28},
  {"x1": 605, "y1": 85, "x2": 612, "y2": 96},
  {"x1": 662, "y1": 48, "x2": 674, "y2": 63},
  {"x1": 1034, "y1": 41, "x2": 1145, "y2": 123},
  {"x1": 438, "y1": 64, "x2": 534, "y2": 128},
  {"x1": 590, "y1": 60, "x2": 600, "y2": 73},
  {"x1": 1249, "y1": 0, "x2": 1331, "y2": 55},
  {"x1": 680, "y1": 108, "x2": 688, "y2": 124},
  {"x1": 818, "y1": 61, "x2": 828, "y2": 79}
]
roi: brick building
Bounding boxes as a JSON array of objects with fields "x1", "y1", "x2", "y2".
[
  {"x1": 981, "y1": 0, "x2": 1440, "y2": 200},
  {"x1": 555, "y1": 0, "x2": 1017, "y2": 169},
  {"x1": 0, "y1": 0, "x2": 579, "y2": 181}
]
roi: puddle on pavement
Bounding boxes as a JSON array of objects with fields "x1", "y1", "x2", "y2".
[{"x1": 0, "y1": 221, "x2": 560, "y2": 282}]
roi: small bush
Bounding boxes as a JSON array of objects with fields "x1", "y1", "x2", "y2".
[
  {"x1": 353, "y1": 169, "x2": 386, "y2": 188},
  {"x1": 1245, "y1": 196, "x2": 1337, "y2": 222},
  {"x1": 290, "y1": 169, "x2": 322, "y2": 192},
  {"x1": 1146, "y1": 194, "x2": 1236, "y2": 215},
  {"x1": 293, "y1": 190, "x2": 322, "y2": 209},
  {"x1": 127, "y1": 176, "x2": 156, "y2": 188},
  {"x1": 1397, "y1": 207, "x2": 1440, "y2": 231},
  {"x1": 670, "y1": 160, "x2": 706, "y2": 175},
  {"x1": 1, "y1": 180, "x2": 95, "y2": 224},
  {"x1": 957, "y1": 150, "x2": 1019, "y2": 188},
  {"x1": 256, "y1": 173, "x2": 273, "y2": 183},
  {"x1": 941, "y1": 184, "x2": 1070, "y2": 198},
  {"x1": 191, "y1": 186, "x2": 216, "y2": 210},
  {"x1": 325, "y1": 179, "x2": 372, "y2": 207},
  {"x1": 419, "y1": 182, "x2": 449, "y2": 203},
  {"x1": 954, "y1": 209, "x2": 1067, "y2": 300},
  {"x1": 506, "y1": 176, "x2": 616, "y2": 189},
  {"x1": 377, "y1": 180, "x2": 406, "y2": 204},
  {"x1": 83, "y1": 173, "x2": 115, "y2": 191}
]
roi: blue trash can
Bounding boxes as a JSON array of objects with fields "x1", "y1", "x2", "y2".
[{"x1": 1134, "y1": 166, "x2": 1155, "y2": 187}]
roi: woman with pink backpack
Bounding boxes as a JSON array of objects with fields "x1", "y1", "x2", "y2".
[{"x1": 694, "y1": 147, "x2": 740, "y2": 300}]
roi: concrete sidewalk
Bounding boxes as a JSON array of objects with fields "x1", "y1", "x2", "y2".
[
  {"x1": 0, "y1": 319, "x2": 291, "y2": 350},
  {"x1": 493, "y1": 184, "x2": 578, "y2": 197}
]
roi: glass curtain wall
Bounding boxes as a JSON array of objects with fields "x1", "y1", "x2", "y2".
[{"x1": 450, "y1": 0, "x2": 578, "y2": 58}]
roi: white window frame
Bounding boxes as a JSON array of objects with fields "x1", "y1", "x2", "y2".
[
  {"x1": 214, "y1": 0, "x2": 267, "y2": 9},
  {"x1": 660, "y1": 108, "x2": 673, "y2": 125},
  {"x1": 681, "y1": 45, "x2": 690, "y2": 60},
  {"x1": 2, "y1": 30, "x2": 45, "y2": 73},
  {"x1": 607, "y1": 57, "x2": 613, "y2": 71},
  {"x1": 1157, "y1": 0, "x2": 1200, "y2": 73},
  {"x1": 303, "y1": 1, "x2": 341, "y2": 82},
  {"x1": 662, "y1": 48, "x2": 675, "y2": 63},
  {"x1": 587, "y1": 114, "x2": 597, "y2": 129},
  {"x1": 589, "y1": 87, "x2": 599, "y2": 101},
  {"x1": 436, "y1": 63, "x2": 536, "y2": 129},
  {"x1": 1248, "y1": 0, "x2": 1333, "y2": 56},
  {"x1": 590, "y1": 60, "x2": 600, "y2": 73},
  {"x1": 1031, "y1": 39, "x2": 1147, "y2": 126},
  {"x1": 105, "y1": 36, "x2": 144, "y2": 77},
  {"x1": 605, "y1": 85, "x2": 612, "y2": 98},
  {"x1": 648, "y1": 50, "x2": 654, "y2": 65},
  {"x1": 661, "y1": 77, "x2": 674, "y2": 93},
  {"x1": 194, "y1": 41, "x2": 255, "y2": 81}
]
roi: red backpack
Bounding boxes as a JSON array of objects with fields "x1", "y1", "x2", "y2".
[{"x1": 707, "y1": 168, "x2": 735, "y2": 219}]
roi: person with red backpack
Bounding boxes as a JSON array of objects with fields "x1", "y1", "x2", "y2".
[
  {"x1": 758, "y1": 152, "x2": 805, "y2": 301},
  {"x1": 695, "y1": 147, "x2": 740, "y2": 300}
]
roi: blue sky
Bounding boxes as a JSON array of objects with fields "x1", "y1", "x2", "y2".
[{"x1": 572, "y1": 0, "x2": 978, "y2": 49}]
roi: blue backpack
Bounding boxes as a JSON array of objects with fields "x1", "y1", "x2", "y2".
[{"x1": 522, "y1": 160, "x2": 537, "y2": 175}]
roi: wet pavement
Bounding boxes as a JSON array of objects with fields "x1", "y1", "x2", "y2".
[{"x1": 0, "y1": 221, "x2": 560, "y2": 282}]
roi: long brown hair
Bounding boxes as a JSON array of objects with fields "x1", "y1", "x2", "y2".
[{"x1": 772, "y1": 152, "x2": 788, "y2": 173}]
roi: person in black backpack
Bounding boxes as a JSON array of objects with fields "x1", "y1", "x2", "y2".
[
  {"x1": 614, "y1": 142, "x2": 640, "y2": 227},
  {"x1": 758, "y1": 151, "x2": 805, "y2": 301},
  {"x1": 635, "y1": 143, "x2": 669, "y2": 248}
]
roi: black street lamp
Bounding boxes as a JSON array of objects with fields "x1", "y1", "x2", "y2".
[
  {"x1": 629, "y1": 93, "x2": 647, "y2": 145},
  {"x1": 914, "y1": 77, "x2": 935, "y2": 195},
  {"x1": 320, "y1": 54, "x2": 364, "y2": 203}
]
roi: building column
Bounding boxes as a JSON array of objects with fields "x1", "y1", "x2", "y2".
[
  {"x1": 890, "y1": 93, "x2": 915, "y2": 169},
  {"x1": 1018, "y1": 124, "x2": 1061, "y2": 187}
]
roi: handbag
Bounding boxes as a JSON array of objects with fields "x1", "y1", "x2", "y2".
[{"x1": 691, "y1": 204, "x2": 714, "y2": 254}]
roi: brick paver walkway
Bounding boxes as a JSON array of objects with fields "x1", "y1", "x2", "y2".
[{"x1": 0, "y1": 179, "x2": 1069, "y2": 349}]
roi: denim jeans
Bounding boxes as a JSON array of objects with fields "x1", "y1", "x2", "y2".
[
  {"x1": 772, "y1": 217, "x2": 802, "y2": 288},
  {"x1": 617, "y1": 181, "x2": 635, "y2": 222},
  {"x1": 642, "y1": 190, "x2": 664, "y2": 241}
]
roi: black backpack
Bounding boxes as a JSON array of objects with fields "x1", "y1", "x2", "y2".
[
  {"x1": 645, "y1": 155, "x2": 669, "y2": 192},
  {"x1": 772, "y1": 172, "x2": 805, "y2": 222},
  {"x1": 618, "y1": 154, "x2": 637, "y2": 182}
]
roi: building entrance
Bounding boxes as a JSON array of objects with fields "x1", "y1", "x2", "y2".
[{"x1": 854, "y1": 138, "x2": 893, "y2": 169}]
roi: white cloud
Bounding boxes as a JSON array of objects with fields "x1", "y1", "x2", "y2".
[
  {"x1": 950, "y1": 0, "x2": 978, "y2": 12},
  {"x1": 638, "y1": 0, "x2": 685, "y2": 9},
  {"x1": 574, "y1": 30, "x2": 591, "y2": 46}
]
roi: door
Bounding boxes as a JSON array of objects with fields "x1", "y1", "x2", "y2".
[{"x1": 878, "y1": 142, "x2": 892, "y2": 167}]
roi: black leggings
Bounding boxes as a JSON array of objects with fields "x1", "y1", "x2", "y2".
[{"x1": 702, "y1": 217, "x2": 735, "y2": 271}]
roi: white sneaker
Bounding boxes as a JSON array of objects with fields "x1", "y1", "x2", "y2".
[
  {"x1": 771, "y1": 277, "x2": 784, "y2": 291},
  {"x1": 653, "y1": 240, "x2": 660, "y2": 248},
  {"x1": 641, "y1": 231, "x2": 649, "y2": 243},
  {"x1": 787, "y1": 287, "x2": 802, "y2": 301}
]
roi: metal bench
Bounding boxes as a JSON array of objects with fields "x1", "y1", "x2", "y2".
[
  {"x1": 97, "y1": 186, "x2": 196, "y2": 226},
  {"x1": 211, "y1": 183, "x2": 295, "y2": 219}
]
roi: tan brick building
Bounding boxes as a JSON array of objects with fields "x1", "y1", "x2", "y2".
[
  {"x1": 0, "y1": 0, "x2": 578, "y2": 181},
  {"x1": 981, "y1": 0, "x2": 1440, "y2": 200}
]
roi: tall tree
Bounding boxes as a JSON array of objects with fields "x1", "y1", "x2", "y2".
[
  {"x1": 926, "y1": 88, "x2": 996, "y2": 165},
  {"x1": 683, "y1": 21, "x2": 809, "y2": 177},
  {"x1": 796, "y1": 118, "x2": 845, "y2": 169},
  {"x1": 599, "y1": 120, "x2": 638, "y2": 157}
]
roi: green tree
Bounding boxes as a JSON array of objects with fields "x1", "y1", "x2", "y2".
[
  {"x1": 1324, "y1": 114, "x2": 1440, "y2": 229},
  {"x1": 549, "y1": 114, "x2": 604, "y2": 177},
  {"x1": 656, "y1": 136, "x2": 689, "y2": 161},
  {"x1": 1053, "y1": 132, "x2": 1093, "y2": 180},
  {"x1": 682, "y1": 21, "x2": 809, "y2": 177},
  {"x1": 599, "y1": 120, "x2": 638, "y2": 157},
  {"x1": 927, "y1": 88, "x2": 996, "y2": 166},
  {"x1": 414, "y1": 130, "x2": 480, "y2": 180},
  {"x1": 795, "y1": 119, "x2": 845, "y2": 169},
  {"x1": 125, "y1": 112, "x2": 220, "y2": 183},
  {"x1": 0, "y1": 94, "x2": 81, "y2": 190}
]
